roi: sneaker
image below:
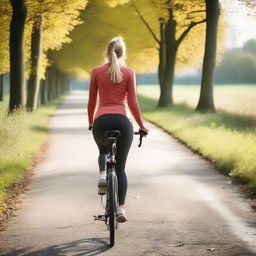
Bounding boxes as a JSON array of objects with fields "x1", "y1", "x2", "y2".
[
  {"x1": 98, "y1": 172, "x2": 107, "y2": 195},
  {"x1": 116, "y1": 207, "x2": 127, "y2": 223}
]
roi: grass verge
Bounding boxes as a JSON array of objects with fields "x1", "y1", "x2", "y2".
[
  {"x1": 138, "y1": 95, "x2": 256, "y2": 193},
  {"x1": 0, "y1": 94, "x2": 67, "y2": 216}
]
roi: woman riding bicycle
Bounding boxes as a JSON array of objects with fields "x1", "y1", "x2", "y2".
[{"x1": 87, "y1": 36, "x2": 149, "y2": 223}]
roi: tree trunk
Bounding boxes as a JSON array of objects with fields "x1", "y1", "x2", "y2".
[
  {"x1": 160, "y1": 44, "x2": 177, "y2": 107},
  {"x1": 196, "y1": 0, "x2": 219, "y2": 112},
  {"x1": 47, "y1": 66, "x2": 54, "y2": 101},
  {"x1": 157, "y1": 9, "x2": 177, "y2": 108},
  {"x1": 56, "y1": 68, "x2": 60, "y2": 97},
  {"x1": 9, "y1": 0, "x2": 27, "y2": 113},
  {"x1": 26, "y1": 15, "x2": 43, "y2": 111},
  {"x1": 158, "y1": 18, "x2": 166, "y2": 89},
  {"x1": 0, "y1": 74, "x2": 4, "y2": 101},
  {"x1": 40, "y1": 79, "x2": 47, "y2": 104},
  {"x1": 65, "y1": 76, "x2": 69, "y2": 93},
  {"x1": 51, "y1": 66, "x2": 57, "y2": 100},
  {"x1": 46, "y1": 67, "x2": 51, "y2": 102},
  {"x1": 53, "y1": 67, "x2": 57, "y2": 99}
]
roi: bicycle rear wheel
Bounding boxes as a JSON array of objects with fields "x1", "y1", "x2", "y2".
[{"x1": 108, "y1": 170, "x2": 118, "y2": 247}]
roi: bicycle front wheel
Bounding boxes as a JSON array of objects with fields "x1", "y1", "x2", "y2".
[{"x1": 108, "y1": 170, "x2": 118, "y2": 247}]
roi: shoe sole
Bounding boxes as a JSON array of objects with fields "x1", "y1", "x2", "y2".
[
  {"x1": 116, "y1": 215, "x2": 127, "y2": 223},
  {"x1": 98, "y1": 181, "x2": 107, "y2": 195}
]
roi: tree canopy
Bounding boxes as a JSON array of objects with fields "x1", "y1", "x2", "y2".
[
  {"x1": 54, "y1": 0, "x2": 211, "y2": 78},
  {"x1": 0, "y1": 0, "x2": 88, "y2": 78}
]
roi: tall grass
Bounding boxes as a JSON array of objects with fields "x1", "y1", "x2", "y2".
[
  {"x1": 0, "y1": 95, "x2": 66, "y2": 215},
  {"x1": 138, "y1": 86, "x2": 256, "y2": 191}
]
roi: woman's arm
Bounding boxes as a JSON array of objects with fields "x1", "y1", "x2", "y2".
[
  {"x1": 87, "y1": 69, "x2": 98, "y2": 127},
  {"x1": 127, "y1": 68, "x2": 146, "y2": 129}
]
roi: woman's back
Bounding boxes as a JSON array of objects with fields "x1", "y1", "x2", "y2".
[
  {"x1": 93, "y1": 62, "x2": 131, "y2": 106},
  {"x1": 88, "y1": 62, "x2": 143, "y2": 127}
]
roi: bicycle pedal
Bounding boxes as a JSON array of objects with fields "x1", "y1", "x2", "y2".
[{"x1": 93, "y1": 214, "x2": 106, "y2": 221}]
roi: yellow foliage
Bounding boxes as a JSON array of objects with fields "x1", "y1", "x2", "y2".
[
  {"x1": 0, "y1": 0, "x2": 88, "y2": 78},
  {"x1": 0, "y1": 1, "x2": 11, "y2": 74},
  {"x1": 56, "y1": 0, "x2": 226, "y2": 77},
  {"x1": 26, "y1": 0, "x2": 88, "y2": 79}
]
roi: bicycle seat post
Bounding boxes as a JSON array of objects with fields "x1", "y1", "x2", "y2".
[{"x1": 104, "y1": 130, "x2": 121, "y2": 167}]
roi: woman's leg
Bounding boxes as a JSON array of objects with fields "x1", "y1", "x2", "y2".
[
  {"x1": 115, "y1": 117, "x2": 134, "y2": 206},
  {"x1": 92, "y1": 116, "x2": 110, "y2": 173},
  {"x1": 98, "y1": 151, "x2": 107, "y2": 173},
  {"x1": 92, "y1": 114, "x2": 134, "y2": 204}
]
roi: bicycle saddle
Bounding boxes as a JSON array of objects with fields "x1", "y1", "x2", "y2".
[{"x1": 104, "y1": 130, "x2": 121, "y2": 138}]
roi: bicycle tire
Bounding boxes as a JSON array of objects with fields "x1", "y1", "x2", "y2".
[{"x1": 108, "y1": 170, "x2": 118, "y2": 247}]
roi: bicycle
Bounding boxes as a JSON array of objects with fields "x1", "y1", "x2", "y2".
[{"x1": 93, "y1": 129, "x2": 147, "y2": 247}]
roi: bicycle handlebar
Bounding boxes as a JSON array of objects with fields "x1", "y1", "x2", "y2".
[
  {"x1": 89, "y1": 126, "x2": 147, "y2": 147},
  {"x1": 134, "y1": 130, "x2": 148, "y2": 147}
]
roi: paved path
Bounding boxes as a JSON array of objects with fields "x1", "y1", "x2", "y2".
[{"x1": 0, "y1": 91, "x2": 256, "y2": 256}]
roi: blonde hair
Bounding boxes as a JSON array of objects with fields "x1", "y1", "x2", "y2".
[{"x1": 105, "y1": 36, "x2": 126, "y2": 83}]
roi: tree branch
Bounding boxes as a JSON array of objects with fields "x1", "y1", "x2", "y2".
[
  {"x1": 132, "y1": 2, "x2": 160, "y2": 44},
  {"x1": 176, "y1": 19, "x2": 206, "y2": 46},
  {"x1": 143, "y1": 45, "x2": 159, "y2": 51},
  {"x1": 189, "y1": 10, "x2": 206, "y2": 14}
]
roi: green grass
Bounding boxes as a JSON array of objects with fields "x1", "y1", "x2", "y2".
[
  {"x1": 0, "y1": 94, "x2": 67, "y2": 216},
  {"x1": 138, "y1": 85, "x2": 256, "y2": 191}
]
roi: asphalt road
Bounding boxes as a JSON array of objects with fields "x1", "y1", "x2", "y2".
[{"x1": 0, "y1": 91, "x2": 256, "y2": 256}]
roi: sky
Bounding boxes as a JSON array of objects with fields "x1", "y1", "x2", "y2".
[{"x1": 221, "y1": 0, "x2": 256, "y2": 48}]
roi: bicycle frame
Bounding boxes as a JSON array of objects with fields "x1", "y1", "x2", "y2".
[
  {"x1": 105, "y1": 136, "x2": 118, "y2": 220},
  {"x1": 93, "y1": 129, "x2": 146, "y2": 246},
  {"x1": 93, "y1": 131, "x2": 119, "y2": 247}
]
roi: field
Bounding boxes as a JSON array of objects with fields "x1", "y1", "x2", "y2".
[
  {"x1": 138, "y1": 85, "x2": 256, "y2": 191},
  {"x1": 138, "y1": 85, "x2": 256, "y2": 118}
]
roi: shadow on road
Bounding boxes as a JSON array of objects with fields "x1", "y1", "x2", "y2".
[{"x1": 2, "y1": 237, "x2": 110, "y2": 256}]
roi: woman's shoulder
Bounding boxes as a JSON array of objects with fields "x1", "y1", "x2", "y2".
[
  {"x1": 92, "y1": 63, "x2": 108, "y2": 72},
  {"x1": 91, "y1": 63, "x2": 135, "y2": 75},
  {"x1": 121, "y1": 65, "x2": 135, "y2": 75}
]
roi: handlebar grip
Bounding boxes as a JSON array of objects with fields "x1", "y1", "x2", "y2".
[
  {"x1": 138, "y1": 137, "x2": 143, "y2": 147},
  {"x1": 134, "y1": 130, "x2": 147, "y2": 147}
]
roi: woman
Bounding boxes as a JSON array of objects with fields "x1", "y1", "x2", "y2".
[{"x1": 87, "y1": 36, "x2": 149, "y2": 223}]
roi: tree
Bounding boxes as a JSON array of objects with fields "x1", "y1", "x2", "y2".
[
  {"x1": 0, "y1": 1, "x2": 11, "y2": 76},
  {"x1": 0, "y1": 74, "x2": 3, "y2": 101},
  {"x1": 54, "y1": 0, "x2": 207, "y2": 108},
  {"x1": 23, "y1": 0, "x2": 88, "y2": 111},
  {"x1": 215, "y1": 40, "x2": 256, "y2": 84},
  {"x1": 196, "y1": 0, "x2": 220, "y2": 112},
  {"x1": 26, "y1": 13, "x2": 43, "y2": 111},
  {"x1": 9, "y1": 0, "x2": 27, "y2": 112},
  {"x1": 106, "y1": 0, "x2": 206, "y2": 107},
  {"x1": 53, "y1": 0, "x2": 160, "y2": 77},
  {"x1": 243, "y1": 39, "x2": 256, "y2": 55},
  {"x1": 0, "y1": 1, "x2": 11, "y2": 102}
]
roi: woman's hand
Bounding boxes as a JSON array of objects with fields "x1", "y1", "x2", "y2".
[{"x1": 139, "y1": 126, "x2": 149, "y2": 135}]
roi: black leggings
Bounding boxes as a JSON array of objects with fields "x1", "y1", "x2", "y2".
[{"x1": 92, "y1": 114, "x2": 134, "y2": 205}]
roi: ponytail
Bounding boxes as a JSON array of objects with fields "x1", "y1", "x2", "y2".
[{"x1": 105, "y1": 36, "x2": 126, "y2": 83}]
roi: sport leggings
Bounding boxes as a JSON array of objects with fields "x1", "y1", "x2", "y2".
[{"x1": 92, "y1": 114, "x2": 134, "y2": 205}]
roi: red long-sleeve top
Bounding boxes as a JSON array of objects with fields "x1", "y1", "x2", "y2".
[{"x1": 87, "y1": 63, "x2": 144, "y2": 128}]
